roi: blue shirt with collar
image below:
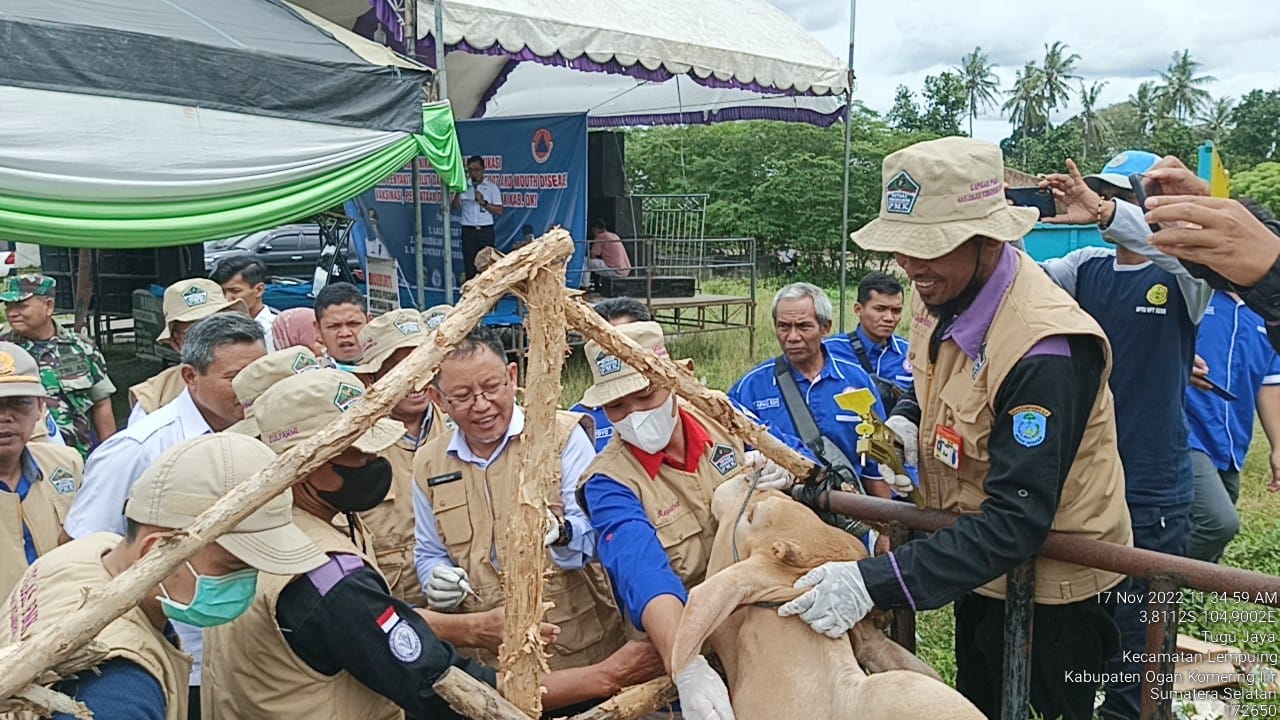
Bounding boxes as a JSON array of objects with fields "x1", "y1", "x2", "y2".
[
  {"x1": 825, "y1": 326, "x2": 914, "y2": 391},
  {"x1": 1187, "y1": 290, "x2": 1280, "y2": 471},
  {"x1": 569, "y1": 403, "x2": 614, "y2": 452},
  {"x1": 1, "y1": 449, "x2": 42, "y2": 564},
  {"x1": 727, "y1": 347, "x2": 886, "y2": 469}
]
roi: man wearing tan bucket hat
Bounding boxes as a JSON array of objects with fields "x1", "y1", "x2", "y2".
[
  {"x1": 225, "y1": 346, "x2": 321, "y2": 437},
  {"x1": 204, "y1": 367, "x2": 651, "y2": 718},
  {"x1": 577, "y1": 320, "x2": 748, "y2": 720},
  {"x1": 2, "y1": 433, "x2": 326, "y2": 720},
  {"x1": 774, "y1": 137, "x2": 1132, "y2": 720},
  {"x1": 129, "y1": 278, "x2": 250, "y2": 425},
  {"x1": 349, "y1": 308, "x2": 450, "y2": 606}
]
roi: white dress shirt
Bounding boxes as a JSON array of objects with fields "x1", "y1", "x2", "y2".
[
  {"x1": 255, "y1": 305, "x2": 278, "y2": 352},
  {"x1": 457, "y1": 179, "x2": 501, "y2": 227},
  {"x1": 64, "y1": 387, "x2": 213, "y2": 685},
  {"x1": 412, "y1": 406, "x2": 597, "y2": 589}
]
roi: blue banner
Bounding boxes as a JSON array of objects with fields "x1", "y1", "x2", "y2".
[{"x1": 348, "y1": 113, "x2": 589, "y2": 309}]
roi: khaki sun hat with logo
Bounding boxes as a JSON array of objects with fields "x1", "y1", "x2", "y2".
[
  {"x1": 254, "y1": 368, "x2": 403, "y2": 454},
  {"x1": 578, "y1": 321, "x2": 689, "y2": 408},
  {"x1": 349, "y1": 309, "x2": 428, "y2": 375},
  {"x1": 421, "y1": 304, "x2": 452, "y2": 330},
  {"x1": 123, "y1": 434, "x2": 326, "y2": 575},
  {"x1": 850, "y1": 136, "x2": 1040, "y2": 260},
  {"x1": 226, "y1": 347, "x2": 321, "y2": 437},
  {"x1": 156, "y1": 278, "x2": 249, "y2": 342},
  {"x1": 0, "y1": 342, "x2": 48, "y2": 398}
]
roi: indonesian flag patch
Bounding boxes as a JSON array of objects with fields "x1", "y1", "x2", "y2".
[{"x1": 378, "y1": 606, "x2": 423, "y2": 663}]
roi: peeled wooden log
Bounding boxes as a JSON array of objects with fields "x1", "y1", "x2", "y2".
[
  {"x1": 433, "y1": 667, "x2": 531, "y2": 720},
  {"x1": 0, "y1": 233, "x2": 576, "y2": 703},
  {"x1": 566, "y1": 677, "x2": 679, "y2": 720},
  {"x1": 498, "y1": 262, "x2": 568, "y2": 717}
]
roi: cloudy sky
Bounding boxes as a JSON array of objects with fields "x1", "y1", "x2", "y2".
[{"x1": 768, "y1": 0, "x2": 1280, "y2": 144}]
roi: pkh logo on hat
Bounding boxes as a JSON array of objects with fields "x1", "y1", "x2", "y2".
[
  {"x1": 885, "y1": 171, "x2": 921, "y2": 215},
  {"x1": 292, "y1": 353, "x2": 318, "y2": 373},
  {"x1": 595, "y1": 351, "x2": 622, "y2": 377},
  {"x1": 182, "y1": 285, "x2": 209, "y2": 308},
  {"x1": 333, "y1": 382, "x2": 363, "y2": 411},
  {"x1": 394, "y1": 315, "x2": 421, "y2": 335}
]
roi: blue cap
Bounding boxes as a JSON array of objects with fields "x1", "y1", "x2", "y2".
[{"x1": 1083, "y1": 150, "x2": 1161, "y2": 192}]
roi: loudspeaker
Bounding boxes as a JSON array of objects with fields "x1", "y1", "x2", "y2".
[
  {"x1": 588, "y1": 196, "x2": 643, "y2": 239},
  {"x1": 588, "y1": 131, "x2": 627, "y2": 198}
]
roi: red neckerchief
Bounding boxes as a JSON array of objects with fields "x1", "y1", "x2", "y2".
[{"x1": 625, "y1": 407, "x2": 713, "y2": 479}]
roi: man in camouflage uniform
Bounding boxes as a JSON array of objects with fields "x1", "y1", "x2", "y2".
[{"x1": 0, "y1": 275, "x2": 116, "y2": 456}]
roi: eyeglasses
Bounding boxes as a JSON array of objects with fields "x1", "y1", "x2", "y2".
[{"x1": 442, "y1": 376, "x2": 511, "y2": 410}]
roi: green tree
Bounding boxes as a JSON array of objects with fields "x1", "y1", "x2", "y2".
[
  {"x1": 1003, "y1": 121, "x2": 1084, "y2": 175},
  {"x1": 955, "y1": 47, "x2": 1001, "y2": 137},
  {"x1": 1129, "y1": 81, "x2": 1161, "y2": 135},
  {"x1": 1078, "y1": 80, "x2": 1110, "y2": 163},
  {"x1": 1041, "y1": 41, "x2": 1081, "y2": 115},
  {"x1": 1156, "y1": 49, "x2": 1216, "y2": 122},
  {"x1": 1231, "y1": 162, "x2": 1280, "y2": 216},
  {"x1": 1147, "y1": 118, "x2": 1199, "y2": 165},
  {"x1": 920, "y1": 71, "x2": 968, "y2": 137},
  {"x1": 887, "y1": 86, "x2": 923, "y2": 133},
  {"x1": 1221, "y1": 89, "x2": 1280, "y2": 170},
  {"x1": 1197, "y1": 96, "x2": 1235, "y2": 144},
  {"x1": 1003, "y1": 62, "x2": 1048, "y2": 165}
]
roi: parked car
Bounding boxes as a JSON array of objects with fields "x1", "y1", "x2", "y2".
[{"x1": 204, "y1": 224, "x2": 361, "y2": 280}]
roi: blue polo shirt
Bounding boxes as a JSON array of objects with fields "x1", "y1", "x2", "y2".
[
  {"x1": 1187, "y1": 291, "x2": 1280, "y2": 471},
  {"x1": 570, "y1": 403, "x2": 614, "y2": 452},
  {"x1": 728, "y1": 348, "x2": 886, "y2": 469},
  {"x1": 0, "y1": 450, "x2": 43, "y2": 564},
  {"x1": 825, "y1": 326, "x2": 914, "y2": 391}
]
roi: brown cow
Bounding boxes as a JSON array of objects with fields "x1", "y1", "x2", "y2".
[{"x1": 670, "y1": 479, "x2": 984, "y2": 719}]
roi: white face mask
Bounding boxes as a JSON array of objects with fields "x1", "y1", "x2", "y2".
[{"x1": 614, "y1": 393, "x2": 678, "y2": 454}]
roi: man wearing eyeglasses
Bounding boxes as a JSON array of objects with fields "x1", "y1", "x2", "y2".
[{"x1": 411, "y1": 327, "x2": 654, "y2": 708}]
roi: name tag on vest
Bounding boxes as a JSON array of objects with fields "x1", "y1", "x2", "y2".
[{"x1": 426, "y1": 471, "x2": 463, "y2": 487}]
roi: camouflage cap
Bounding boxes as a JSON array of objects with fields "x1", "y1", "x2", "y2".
[
  {"x1": 0, "y1": 275, "x2": 56, "y2": 303},
  {"x1": 0, "y1": 341, "x2": 48, "y2": 398}
]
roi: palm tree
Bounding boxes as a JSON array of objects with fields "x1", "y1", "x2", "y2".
[
  {"x1": 1157, "y1": 49, "x2": 1217, "y2": 121},
  {"x1": 1197, "y1": 96, "x2": 1235, "y2": 143},
  {"x1": 1129, "y1": 81, "x2": 1160, "y2": 136},
  {"x1": 1078, "y1": 80, "x2": 1110, "y2": 162},
  {"x1": 955, "y1": 46, "x2": 1001, "y2": 137},
  {"x1": 1040, "y1": 41, "x2": 1081, "y2": 115},
  {"x1": 1002, "y1": 62, "x2": 1047, "y2": 165}
]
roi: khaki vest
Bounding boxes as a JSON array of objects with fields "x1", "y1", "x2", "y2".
[
  {"x1": 1, "y1": 533, "x2": 191, "y2": 720},
  {"x1": 579, "y1": 403, "x2": 745, "y2": 592},
  {"x1": 128, "y1": 365, "x2": 186, "y2": 414},
  {"x1": 358, "y1": 409, "x2": 447, "y2": 607},
  {"x1": 415, "y1": 411, "x2": 625, "y2": 669},
  {"x1": 203, "y1": 511, "x2": 402, "y2": 720},
  {"x1": 0, "y1": 444, "x2": 84, "y2": 598},
  {"x1": 908, "y1": 250, "x2": 1132, "y2": 604}
]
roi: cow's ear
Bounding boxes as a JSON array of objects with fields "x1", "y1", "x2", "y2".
[{"x1": 771, "y1": 540, "x2": 803, "y2": 565}]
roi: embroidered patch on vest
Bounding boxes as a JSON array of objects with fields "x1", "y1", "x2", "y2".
[
  {"x1": 1011, "y1": 407, "x2": 1049, "y2": 448},
  {"x1": 710, "y1": 444, "x2": 738, "y2": 475},
  {"x1": 48, "y1": 467, "x2": 75, "y2": 494}
]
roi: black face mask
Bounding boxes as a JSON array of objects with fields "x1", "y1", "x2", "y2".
[{"x1": 317, "y1": 457, "x2": 393, "y2": 512}]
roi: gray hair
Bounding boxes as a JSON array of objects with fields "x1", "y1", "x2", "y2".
[
  {"x1": 181, "y1": 313, "x2": 265, "y2": 372},
  {"x1": 771, "y1": 282, "x2": 833, "y2": 326}
]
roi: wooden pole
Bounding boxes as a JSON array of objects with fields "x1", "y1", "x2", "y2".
[
  {"x1": 498, "y1": 261, "x2": 567, "y2": 716},
  {"x1": 562, "y1": 296, "x2": 818, "y2": 480},
  {"x1": 0, "y1": 233, "x2": 576, "y2": 703},
  {"x1": 566, "y1": 677, "x2": 679, "y2": 720},
  {"x1": 433, "y1": 667, "x2": 532, "y2": 720}
]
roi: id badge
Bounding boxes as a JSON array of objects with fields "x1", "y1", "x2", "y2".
[{"x1": 933, "y1": 425, "x2": 962, "y2": 469}]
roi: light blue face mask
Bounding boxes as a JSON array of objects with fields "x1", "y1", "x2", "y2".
[{"x1": 158, "y1": 562, "x2": 259, "y2": 629}]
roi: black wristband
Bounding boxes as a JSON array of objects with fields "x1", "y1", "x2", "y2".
[{"x1": 1242, "y1": 260, "x2": 1280, "y2": 322}]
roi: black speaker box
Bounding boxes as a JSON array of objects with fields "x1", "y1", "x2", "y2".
[{"x1": 588, "y1": 131, "x2": 627, "y2": 198}]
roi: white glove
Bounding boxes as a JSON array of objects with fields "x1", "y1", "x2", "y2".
[
  {"x1": 884, "y1": 416, "x2": 920, "y2": 468},
  {"x1": 743, "y1": 450, "x2": 792, "y2": 492},
  {"x1": 876, "y1": 461, "x2": 914, "y2": 497},
  {"x1": 673, "y1": 655, "x2": 735, "y2": 720},
  {"x1": 543, "y1": 508, "x2": 564, "y2": 547},
  {"x1": 426, "y1": 565, "x2": 469, "y2": 610},
  {"x1": 777, "y1": 561, "x2": 873, "y2": 638}
]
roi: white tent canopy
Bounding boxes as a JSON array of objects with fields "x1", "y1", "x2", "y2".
[{"x1": 295, "y1": 0, "x2": 849, "y2": 126}]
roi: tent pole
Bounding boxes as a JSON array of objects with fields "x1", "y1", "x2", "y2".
[
  {"x1": 435, "y1": 0, "x2": 455, "y2": 303},
  {"x1": 838, "y1": 0, "x2": 856, "y2": 334},
  {"x1": 403, "y1": 0, "x2": 426, "y2": 308}
]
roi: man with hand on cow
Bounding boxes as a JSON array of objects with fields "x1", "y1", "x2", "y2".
[{"x1": 777, "y1": 137, "x2": 1132, "y2": 720}]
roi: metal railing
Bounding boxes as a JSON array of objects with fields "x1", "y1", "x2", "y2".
[{"x1": 797, "y1": 489, "x2": 1280, "y2": 720}]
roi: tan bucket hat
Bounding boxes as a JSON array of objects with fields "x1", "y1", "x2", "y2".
[
  {"x1": 0, "y1": 342, "x2": 48, "y2": 398},
  {"x1": 254, "y1": 368, "x2": 403, "y2": 454},
  {"x1": 850, "y1": 137, "x2": 1039, "y2": 260},
  {"x1": 578, "y1": 321, "x2": 681, "y2": 408},
  {"x1": 156, "y1": 278, "x2": 249, "y2": 341},
  {"x1": 123, "y1": 434, "x2": 326, "y2": 575},
  {"x1": 226, "y1": 347, "x2": 321, "y2": 437},
  {"x1": 349, "y1": 309, "x2": 427, "y2": 375},
  {"x1": 421, "y1": 304, "x2": 452, "y2": 330}
]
